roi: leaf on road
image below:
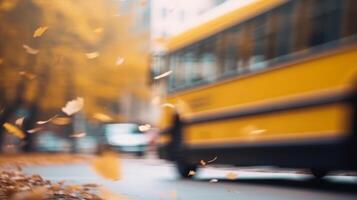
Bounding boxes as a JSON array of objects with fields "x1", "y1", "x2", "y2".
[
  {"x1": 226, "y1": 172, "x2": 238, "y2": 180},
  {"x1": 85, "y1": 52, "x2": 99, "y2": 59},
  {"x1": 15, "y1": 117, "x2": 25, "y2": 127},
  {"x1": 51, "y1": 117, "x2": 71, "y2": 125},
  {"x1": 3, "y1": 122, "x2": 25, "y2": 139},
  {"x1": 62, "y1": 97, "x2": 84, "y2": 116},
  {"x1": 33, "y1": 26, "x2": 49, "y2": 38},
  {"x1": 37, "y1": 114, "x2": 58, "y2": 125},
  {"x1": 92, "y1": 151, "x2": 121, "y2": 181},
  {"x1": 93, "y1": 113, "x2": 112, "y2": 122},
  {"x1": 22, "y1": 44, "x2": 39, "y2": 55}
]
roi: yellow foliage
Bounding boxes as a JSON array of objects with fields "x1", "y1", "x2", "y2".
[{"x1": 3, "y1": 122, "x2": 26, "y2": 139}]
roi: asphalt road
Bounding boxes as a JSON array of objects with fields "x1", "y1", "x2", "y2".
[{"x1": 25, "y1": 155, "x2": 357, "y2": 200}]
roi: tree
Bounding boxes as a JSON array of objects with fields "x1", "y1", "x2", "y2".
[{"x1": 0, "y1": 0, "x2": 150, "y2": 151}]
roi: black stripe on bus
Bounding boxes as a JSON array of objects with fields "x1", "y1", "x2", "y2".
[{"x1": 183, "y1": 91, "x2": 353, "y2": 125}]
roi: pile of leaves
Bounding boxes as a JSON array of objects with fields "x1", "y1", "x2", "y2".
[{"x1": 0, "y1": 170, "x2": 103, "y2": 200}]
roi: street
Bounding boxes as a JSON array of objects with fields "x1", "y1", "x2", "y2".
[{"x1": 24, "y1": 155, "x2": 357, "y2": 200}]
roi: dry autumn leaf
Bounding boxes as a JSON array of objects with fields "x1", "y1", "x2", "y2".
[
  {"x1": 22, "y1": 44, "x2": 39, "y2": 55},
  {"x1": 62, "y1": 97, "x2": 84, "y2": 116},
  {"x1": 70, "y1": 132, "x2": 86, "y2": 138},
  {"x1": 115, "y1": 57, "x2": 125, "y2": 66},
  {"x1": 51, "y1": 117, "x2": 71, "y2": 125},
  {"x1": 36, "y1": 114, "x2": 58, "y2": 125},
  {"x1": 33, "y1": 26, "x2": 49, "y2": 38},
  {"x1": 15, "y1": 117, "x2": 25, "y2": 127},
  {"x1": 3, "y1": 122, "x2": 25, "y2": 139},
  {"x1": 94, "y1": 28, "x2": 103, "y2": 33},
  {"x1": 188, "y1": 170, "x2": 196, "y2": 176},
  {"x1": 200, "y1": 160, "x2": 206, "y2": 166},
  {"x1": 27, "y1": 127, "x2": 42, "y2": 134},
  {"x1": 93, "y1": 113, "x2": 112, "y2": 122},
  {"x1": 226, "y1": 172, "x2": 238, "y2": 180},
  {"x1": 91, "y1": 151, "x2": 121, "y2": 181},
  {"x1": 85, "y1": 52, "x2": 99, "y2": 59}
]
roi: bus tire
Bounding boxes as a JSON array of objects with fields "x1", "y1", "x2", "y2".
[
  {"x1": 176, "y1": 160, "x2": 198, "y2": 179},
  {"x1": 310, "y1": 169, "x2": 329, "y2": 179}
]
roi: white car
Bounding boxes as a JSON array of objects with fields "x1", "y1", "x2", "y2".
[{"x1": 103, "y1": 123, "x2": 149, "y2": 156}]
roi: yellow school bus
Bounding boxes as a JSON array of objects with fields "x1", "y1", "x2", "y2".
[{"x1": 152, "y1": 0, "x2": 357, "y2": 178}]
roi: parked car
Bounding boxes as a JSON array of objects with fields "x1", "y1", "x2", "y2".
[{"x1": 102, "y1": 123, "x2": 149, "y2": 156}]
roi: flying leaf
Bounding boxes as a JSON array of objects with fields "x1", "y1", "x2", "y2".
[
  {"x1": 94, "y1": 28, "x2": 103, "y2": 34},
  {"x1": 154, "y1": 70, "x2": 172, "y2": 80},
  {"x1": 15, "y1": 117, "x2": 25, "y2": 127},
  {"x1": 188, "y1": 170, "x2": 196, "y2": 176},
  {"x1": 70, "y1": 132, "x2": 86, "y2": 138},
  {"x1": 226, "y1": 172, "x2": 238, "y2": 180},
  {"x1": 207, "y1": 156, "x2": 217, "y2": 163},
  {"x1": 93, "y1": 113, "x2": 112, "y2": 122},
  {"x1": 22, "y1": 44, "x2": 39, "y2": 55},
  {"x1": 200, "y1": 160, "x2": 206, "y2": 166},
  {"x1": 37, "y1": 114, "x2": 58, "y2": 125},
  {"x1": 91, "y1": 151, "x2": 121, "y2": 181},
  {"x1": 33, "y1": 26, "x2": 49, "y2": 38},
  {"x1": 62, "y1": 97, "x2": 84, "y2": 116},
  {"x1": 209, "y1": 179, "x2": 218, "y2": 183},
  {"x1": 27, "y1": 127, "x2": 42, "y2": 134},
  {"x1": 115, "y1": 57, "x2": 125, "y2": 66},
  {"x1": 85, "y1": 52, "x2": 99, "y2": 59},
  {"x1": 51, "y1": 117, "x2": 71, "y2": 125},
  {"x1": 3, "y1": 122, "x2": 25, "y2": 139}
]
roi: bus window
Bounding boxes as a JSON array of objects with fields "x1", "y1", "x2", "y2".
[
  {"x1": 182, "y1": 48, "x2": 195, "y2": 87},
  {"x1": 273, "y1": 2, "x2": 293, "y2": 58},
  {"x1": 217, "y1": 31, "x2": 238, "y2": 77},
  {"x1": 309, "y1": 0, "x2": 342, "y2": 47},
  {"x1": 342, "y1": 0, "x2": 357, "y2": 37},
  {"x1": 237, "y1": 24, "x2": 253, "y2": 74},
  {"x1": 292, "y1": 0, "x2": 313, "y2": 52},
  {"x1": 250, "y1": 15, "x2": 268, "y2": 71},
  {"x1": 197, "y1": 39, "x2": 217, "y2": 82},
  {"x1": 168, "y1": 53, "x2": 179, "y2": 91}
]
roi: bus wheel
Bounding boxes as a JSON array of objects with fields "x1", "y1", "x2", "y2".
[
  {"x1": 310, "y1": 169, "x2": 329, "y2": 179},
  {"x1": 176, "y1": 160, "x2": 198, "y2": 179}
]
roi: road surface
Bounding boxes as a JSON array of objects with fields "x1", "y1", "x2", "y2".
[{"x1": 25, "y1": 155, "x2": 357, "y2": 200}]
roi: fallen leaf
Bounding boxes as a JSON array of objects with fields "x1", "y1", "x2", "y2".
[
  {"x1": 209, "y1": 179, "x2": 218, "y2": 183},
  {"x1": 85, "y1": 52, "x2": 99, "y2": 59},
  {"x1": 37, "y1": 114, "x2": 58, "y2": 125},
  {"x1": 92, "y1": 151, "x2": 121, "y2": 181},
  {"x1": 51, "y1": 117, "x2": 71, "y2": 125},
  {"x1": 226, "y1": 172, "x2": 238, "y2": 180},
  {"x1": 93, "y1": 113, "x2": 112, "y2": 122},
  {"x1": 188, "y1": 170, "x2": 196, "y2": 176},
  {"x1": 115, "y1": 57, "x2": 125, "y2": 66},
  {"x1": 22, "y1": 44, "x2": 39, "y2": 55},
  {"x1": 3, "y1": 122, "x2": 25, "y2": 139},
  {"x1": 27, "y1": 127, "x2": 42, "y2": 134},
  {"x1": 62, "y1": 97, "x2": 84, "y2": 116},
  {"x1": 33, "y1": 26, "x2": 49, "y2": 38},
  {"x1": 15, "y1": 117, "x2": 25, "y2": 126}
]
